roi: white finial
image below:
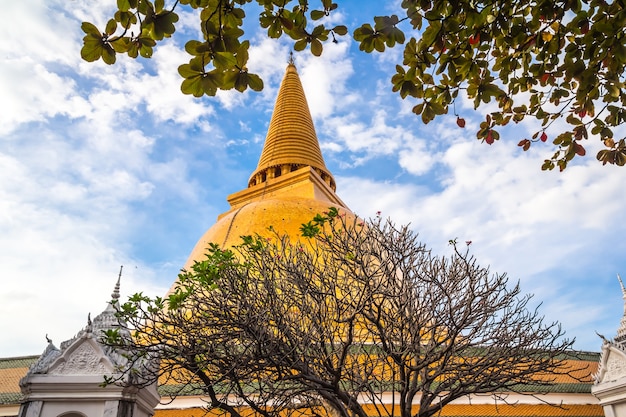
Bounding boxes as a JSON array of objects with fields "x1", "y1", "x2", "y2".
[
  {"x1": 85, "y1": 312, "x2": 93, "y2": 333},
  {"x1": 112, "y1": 265, "x2": 122, "y2": 301},
  {"x1": 619, "y1": 274, "x2": 626, "y2": 319},
  {"x1": 615, "y1": 274, "x2": 626, "y2": 344}
]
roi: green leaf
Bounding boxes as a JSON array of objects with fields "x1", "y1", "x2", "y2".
[
  {"x1": 81, "y1": 36, "x2": 105, "y2": 62},
  {"x1": 311, "y1": 38, "x2": 323, "y2": 56},
  {"x1": 222, "y1": 70, "x2": 238, "y2": 90},
  {"x1": 150, "y1": 11, "x2": 179, "y2": 40},
  {"x1": 202, "y1": 70, "x2": 222, "y2": 95},
  {"x1": 333, "y1": 25, "x2": 348, "y2": 35},
  {"x1": 268, "y1": 19, "x2": 283, "y2": 38},
  {"x1": 300, "y1": 221, "x2": 320, "y2": 237},
  {"x1": 137, "y1": 0, "x2": 153, "y2": 15},
  {"x1": 420, "y1": 22, "x2": 441, "y2": 48},
  {"x1": 138, "y1": 39, "x2": 154, "y2": 58},
  {"x1": 114, "y1": 10, "x2": 137, "y2": 26},
  {"x1": 311, "y1": 10, "x2": 325, "y2": 20},
  {"x1": 247, "y1": 73, "x2": 263, "y2": 91},
  {"x1": 353, "y1": 24, "x2": 374, "y2": 42},
  {"x1": 81, "y1": 22, "x2": 101, "y2": 37},
  {"x1": 117, "y1": 0, "x2": 132, "y2": 12},
  {"x1": 184, "y1": 40, "x2": 204, "y2": 55},
  {"x1": 181, "y1": 74, "x2": 204, "y2": 97},
  {"x1": 541, "y1": 160, "x2": 555, "y2": 170},
  {"x1": 234, "y1": 72, "x2": 248, "y2": 92},
  {"x1": 126, "y1": 42, "x2": 139, "y2": 57},
  {"x1": 213, "y1": 52, "x2": 237, "y2": 69},
  {"x1": 422, "y1": 102, "x2": 435, "y2": 123},
  {"x1": 101, "y1": 44, "x2": 116, "y2": 64},
  {"x1": 105, "y1": 19, "x2": 117, "y2": 36},
  {"x1": 294, "y1": 39, "x2": 307, "y2": 51},
  {"x1": 236, "y1": 40, "x2": 250, "y2": 67},
  {"x1": 111, "y1": 37, "x2": 131, "y2": 53},
  {"x1": 178, "y1": 62, "x2": 203, "y2": 78}
]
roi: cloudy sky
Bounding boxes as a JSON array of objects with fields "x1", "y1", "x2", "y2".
[{"x1": 1, "y1": 0, "x2": 625, "y2": 357}]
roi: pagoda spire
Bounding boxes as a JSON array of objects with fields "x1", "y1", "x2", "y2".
[
  {"x1": 615, "y1": 274, "x2": 626, "y2": 344},
  {"x1": 111, "y1": 265, "x2": 122, "y2": 303},
  {"x1": 248, "y1": 61, "x2": 336, "y2": 191}
]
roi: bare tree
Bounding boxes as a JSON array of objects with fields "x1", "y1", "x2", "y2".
[{"x1": 104, "y1": 209, "x2": 585, "y2": 417}]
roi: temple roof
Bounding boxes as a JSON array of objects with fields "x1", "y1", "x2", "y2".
[
  {"x1": 248, "y1": 63, "x2": 335, "y2": 191},
  {"x1": 152, "y1": 404, "x2": 605, "y2": 417}
]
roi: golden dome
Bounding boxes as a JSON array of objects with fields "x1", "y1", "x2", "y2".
[
  {"x1": 170, "y1": 62, "x2": 351, "y2": 290},
  {"x1": 181, "y1": 196, "x2": 346, "y2": 271}
]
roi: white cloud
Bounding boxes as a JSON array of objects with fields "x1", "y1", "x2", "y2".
[
  {"x1": 337, "y1": 133, "x2": 626, "y2": 351},
  {"x1": 398, "y1": 139, "x2": 437, "y2": 175},
  {"x1": 248, "y1": 38, "x2": 292, "y2": 101},
  {"x1": 0, "y1": 59, "x2": 91, "y2": 134},
  {"x1": 142, "y1": 43, "x2": 215, "y2": 123},
  {"x1": 323, "y1": 108, "x2": 441, "y2": 170},
  {"x1": 0, "y1": 0, "x2": 84, "y2": 65},
  {"x1": 0, "y1": 148, "x2": 168, "y2": 356},
  {"x1": 298, "y1": 40, "x2": 354, "y2": 120}
]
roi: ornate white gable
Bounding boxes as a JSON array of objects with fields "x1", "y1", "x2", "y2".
[
  {"x1": 597, "y1": 344, "x2": 626, "y2": 384},
  {"x1": 18, "y1": 270, "x2": 160, "y2": 417},
  {"x1": 592, "y1": 275, "x2": 626, "y2": 417},
  {"x1": 48, "y1": 335, "x2": 113, "y2": 376}
]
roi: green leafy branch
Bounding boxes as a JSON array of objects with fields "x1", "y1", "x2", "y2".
[
  {"x1": 355, "y1": 0, "x2": 626, "y2": 170},
  {"x1": 81, "y1": 0, "x2": 348, "y2": 96},
  {"x1": 82, "y1": 0, "x2": 626, "y2": 169}
]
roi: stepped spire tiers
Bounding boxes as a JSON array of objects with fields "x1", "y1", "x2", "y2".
[
  {"x1": 248, "y1": 62, "x2": 336, "y2": 191},
  {"x1": 171, "y1": 62, "x2": 350, "y2": 283}
]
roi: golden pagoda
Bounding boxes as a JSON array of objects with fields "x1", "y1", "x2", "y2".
[
  {"x1": 0, "y1": 61, "x2": 604, "y2": 417},
  {"x1": 175, "y1": 61, "x2": 351, "y2": 278}
]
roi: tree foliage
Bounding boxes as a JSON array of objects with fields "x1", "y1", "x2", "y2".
[
  {"x1": 103, "y1": 210, "x2": 585, "y2": 417},
  {"x1": 82, "y1": 0, "x2": 626, "y2": 170}
]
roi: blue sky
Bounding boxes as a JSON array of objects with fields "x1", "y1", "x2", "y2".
[{"x1": 1, "y1": 0, "x2": 625, "y2": 357}]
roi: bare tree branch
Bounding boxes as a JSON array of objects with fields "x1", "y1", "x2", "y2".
[{"x1": 102, "y1": 211, "x2": 586, "y2": 417}]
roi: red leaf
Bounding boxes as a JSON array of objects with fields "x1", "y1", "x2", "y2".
[
  {"x1": 469, "y1": 33, "x2": 480, "y2": 45},
  {"x1": 540, "y1": 132, "x2": 548, "y2": 142},
  {"x1": 578, "y1": 110, "x2": 587, "y2": 118},
  {"x1": 540, "y1": 73, "x2": 550, "y2": 84},
  {"x1": 456, "y1": 117, "x2": 466, "y2": 128},
  {"x1": 579, "y1": 19, "x2": 589, "y2": 35},
  {"x1": 518, "y1": 139, "x2": 531, "y2": 151},
  {"x1": 575, "y1": 143, "x2": 586, "y2": 156},
  {"x1": 485, "y1": 130, "x2": 494, "y2": 144}
]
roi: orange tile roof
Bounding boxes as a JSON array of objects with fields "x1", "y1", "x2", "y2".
[
  {"x1": 155, "y1": 410, "x2": 210, "y2": 417},
  {"x1": 533, "y1": 360, "x2": 598, "y2": 384},
  {"x1": 0, "y1": 356, "x2": 38, "y2": 404},
  {"x1": 0, "y1": 354, "x2": 602, "y2": 417},
  {"x1": 0, "y1": 368, "x2": 27, "y2": 392},
  {"x1": 433, "y1": 403, "x2": 603, "y2": 416},
  {"x1": 154, "y1": 404, "x2": 603, "y2": 417}
]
